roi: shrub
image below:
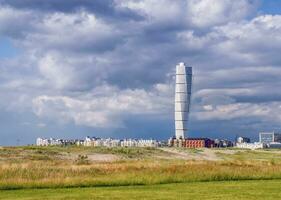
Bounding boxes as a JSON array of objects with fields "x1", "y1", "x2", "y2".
[{"x1": 75, "y1": 155, "x2": 90, "y2": 165}]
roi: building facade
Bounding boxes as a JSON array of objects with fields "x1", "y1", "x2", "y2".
[
  {"x1": 168, "y1": 138, "x2": 214, "y2": 148},
  {"x1": 184, "y1": 138, "x2": 214, "y2": 148},
  {"x1": 175, "y1": 62, "x2": 192, "y2": 139}
]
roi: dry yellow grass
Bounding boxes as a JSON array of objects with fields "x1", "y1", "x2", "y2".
[
  {"x1": 0, "y1": 146, "x2": 280, "y2": 189},
  {"x1": 0, "y1": 159, "x2": 280, "y2": 189}
]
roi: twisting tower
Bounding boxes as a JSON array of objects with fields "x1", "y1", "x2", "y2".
[{"x1": 175, "y1": 62, "x2": 192, "y2": 139}]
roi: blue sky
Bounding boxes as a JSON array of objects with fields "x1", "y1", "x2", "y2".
[
  {"x1": 0, "y1": 37, "x2": 19, "y2": 58},
  {"x1": 260, "y1": 0, "x2": 281, "y2": 15},
  {"x1": 0, "y1": 0, "x2": 281, "y2": 145}
]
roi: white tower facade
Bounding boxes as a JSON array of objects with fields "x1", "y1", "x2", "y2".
[{"x1": 175, "y1": 62, "x2": 192, "y2": 139}]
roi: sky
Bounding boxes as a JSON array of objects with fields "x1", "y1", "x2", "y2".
[{"x1": 0, "y1": 0, "x2": 281, "y2": 145}]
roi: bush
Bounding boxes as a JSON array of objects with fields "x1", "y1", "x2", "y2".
[{"x1": 75, "y1": 155, "x2": 90, "y2": 165}]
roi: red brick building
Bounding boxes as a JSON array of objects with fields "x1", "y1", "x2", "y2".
[{"x1": 184, "y1": 138, "x2": 214, "y2": 148}]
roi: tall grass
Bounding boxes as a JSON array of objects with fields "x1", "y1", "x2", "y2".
[
  {"x1": 0, "y1": 146, "x2": 281, "y2": 190},
  {"x1": 0, "y1": 159, "x2": 281, "y2": 190}
]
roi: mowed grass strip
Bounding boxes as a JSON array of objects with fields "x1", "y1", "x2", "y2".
[{"x1": 0, "y1": 180, "x2": 280, "y2": 200}]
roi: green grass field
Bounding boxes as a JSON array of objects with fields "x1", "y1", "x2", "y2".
[
  {"x1": 0, "y1": 146, "x2": 280, "y2": 199},
  {"x1": 0, "y1": 180, "x2": 280, "y2": 200}
]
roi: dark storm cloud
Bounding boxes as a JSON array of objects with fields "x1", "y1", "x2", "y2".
[{"x1": 0, "y1": 0, "x2": 144, "y2": 21}]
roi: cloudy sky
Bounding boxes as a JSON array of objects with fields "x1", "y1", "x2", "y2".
[{"x1": 0, "y1": 0, "x2": 281, "y2": 145}]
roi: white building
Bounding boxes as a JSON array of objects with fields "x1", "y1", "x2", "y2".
[
  {"x1": 120, "y1": 139, "x2": 158, "y2": 147},
  {"x1": 36, "y1": 138, "x2": 49, "y2": 146},
  {"x1": 236, "y1": 142, "x2": 264, "y2": 150},
  {"x1": 84, "y1": 136, "x2": 94, "y2": 146},
  {"x1": 36, "y1": 137, "x2": 75, "y2": 146},
  {"x1": 136, "y1": 139, "x2": 158, "y2": 147},
  {"x1": 49, "y1": 138, "x2": 63, "y2": 146},
  {"x1": 175, "y1": 62, "x2": 192, "y2": 139},
  {"x1": 236, "y1": 137, "x2": 250, "y2": 144},
  {"x1": 121, "y1": 139, "x2": 137, "y2": 147},
  {"x1": 37, "y1": 136, "x2": 159, "y2": 148}
]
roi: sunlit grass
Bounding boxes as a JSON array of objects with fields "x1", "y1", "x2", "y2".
[
  {"x1": 0, "y1": 159, "x2": 280, "y2": 189},
  {"x1": 0, "y1": 146, "x2": 280, "y2": 190},
  {"x1": 216, "y1": 149, "x2": 281, "y2": 162},
  {"x1": 0, "y1": 180, "x2": 281, "y2": 200}
]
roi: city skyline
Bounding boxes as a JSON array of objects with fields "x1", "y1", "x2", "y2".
[{"x1": 0, "y1": 0, "x2": 281, "y2": 145}]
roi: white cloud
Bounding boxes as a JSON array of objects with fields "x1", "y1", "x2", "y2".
[
  {"x1": 195, "y1": 102, "x2": 281, "y2": 123},
  {"x1": 119, "y1": 0, "x2": 258, "y2": 28},
  {"x1": 203, "y1": 104, "x2": 213, "y2": 111},
  {"x1": 32, "y1": 84, "x2": 173, "y2": 128},
  {"x1": 186, "y1": 0, "x2": 257, "y2": 27},
  {"x1": 178, "y1": 14, "x2": 281, "y2": 61},
  {"x1": 25, "y1": 11, "x2": 121, "y2": 52},
  {"x1": 118, "y1": 0, "x2": 184, "y2": 24},
  {"x1": 38, "y1": 53, "x2": 73, "y2": 89},
  {"x1": 0, "y1": 6, "x2": 36, "y2": 38}
]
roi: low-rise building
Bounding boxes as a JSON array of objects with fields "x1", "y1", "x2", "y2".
[
  {"x1": 36, "y1": 138, "x2": 49, "y2": 146},
  {"x1": 120, "y1": 139, "x2": 158, "y2": 147},
  {"x1": 267, "y1": 142, "x2": 281, "y2": 148},
  {"x1": 236, "y1": 136, "x2": 250, "y2": 144},
  {"x1": 36, "y1": 137, "x2": 79, "y2": 146},
  {"x1": 168, "y1": 137, "x2": 185, "y2": 147},
  {"x1": 214, "y1": 139, "x2": 233, "y2": 148},
  {"x1": 82, "y1": 137, "x2": 158, "y2": 148},
  {"x1": 135, "y1": 139, "x2": 159, "y2": 147},
  {"x1": 84, "y1": 136, "x2": 96, "y2": 146},
  {"x1": 168, "y1": 137, "x2": 214, "y2": 148},
  {"x1": 184, "y1": 138, "x2": 214, "y2": 148},
  {"x1": 76, "y1": 140, "x2": 84, "y2": 146},
  {"x1": 236, "y1": 142, "x2": 264, "y2": 150}
]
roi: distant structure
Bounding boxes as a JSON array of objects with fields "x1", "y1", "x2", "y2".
[
  {"x1": 36, "y1": 137, "x2": 78, "y2": 146},
  {"x1": 259, "y1": 132, "x2": 281, "y2": 144},
  {"x1": 175, "y1": 62, "x2": 192, "y2": 139},
  {"x1": 184, "y1": 138, "x2": 214, "y2": 148},
  {"x1": 36, "y1": 137, "x2": 160, "y2": 148},
  {"x1": 84, "y1": 137, "x2": 159, "y2": 148},
  {"x1": 259, "y1": 132, "x2": 281, "y2": 148},
  {"x1": 236, "y1": 142, "x2": 264, "y2": 150},
  {"x1": 235, "y1": 136, "x2": 263, "y2": 150},
  {"x1": 236, "y1": 136, "x2": 250, "y2": 144},
  {"x1": 213, "y1": 139, "x2": 234, "y2": 148},
  {"x1": 168, "y1": 137, "x2": 213, "y2": 148}
]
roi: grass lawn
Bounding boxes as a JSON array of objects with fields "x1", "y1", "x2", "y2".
[{"x1": 0, "y1": 180, "x2": 280, "y2": 200}]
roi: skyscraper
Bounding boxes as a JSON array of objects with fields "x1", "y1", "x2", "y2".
[{"x1": 175, "y1": 62, "x2": 192, "y2": 139}]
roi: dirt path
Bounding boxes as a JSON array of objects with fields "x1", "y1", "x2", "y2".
[
  {"x1": 159, "y1": 148, "x2": 221, "y2": 161},
  {"x1": 86, "y1": 154, "x2": 120, "y2": 162},
  {"x1": 61, "y1": 152, "x2": 120, "y2": 162}
]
